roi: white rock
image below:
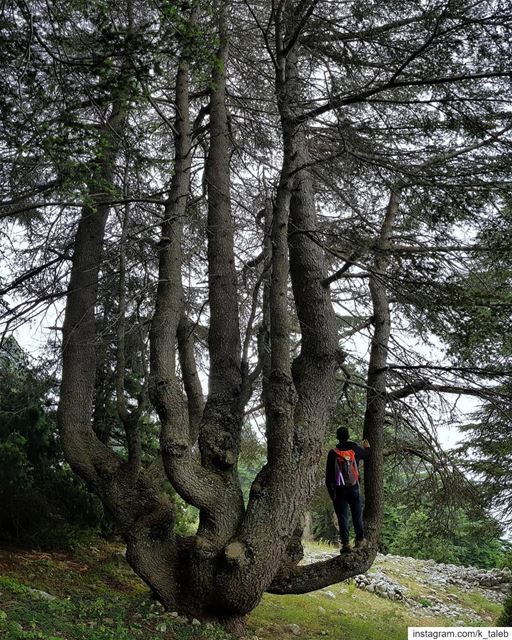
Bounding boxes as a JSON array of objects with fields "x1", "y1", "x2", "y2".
[
  {"x1": 322, "y1": 590, "x2": 336, "y2": 600},
  {"x1": 110, "y1": 552, "x2": 127, "y2": 566},
  {"x1": 284, "y1": 623, "x2": 301, "y2": 635},
  {"x1": 317, "y1": 606, "x2": 326, "y2": 614},
  {"x1": 191, "y1": 618, "x2": 201, "y2": 626},
  {"x1": 28, "y1": 588, "x2": 56, "y2": 601}
]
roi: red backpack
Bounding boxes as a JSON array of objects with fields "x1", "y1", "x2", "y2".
[{"x1": 333, "y1": 448, "x2": 359, "y2": 487}]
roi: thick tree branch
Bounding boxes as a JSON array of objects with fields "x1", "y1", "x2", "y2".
[
  {"x1": 195, "y1": 0, "x2": 245, "y2": 544},
  {"x1": 389, "y1": 382, "x2": 509, "y2": 401},
  {"x1": 0, "y1": 252, "x2": 71, "y2": 296},
  {"x1": 220, "y1": 12, "x2": 341, "y2": 609},
  {"x1": 268, "y1": 547, "x2": 377, "y2": 594},
  {"x1": 149, "y1": 23, "x2": 219, "y2": 511},
  {"x1": 283, "y1": 0, "x2": 320, "y2": 55},
  {"x1": 321, "y1": 251, "x2": 358, "y2": 287},
  {"x1": 57, "y1": 101, "x2": 127, "y2": 491},
  {"x1": 300, "y1": 71, "x2": 511, "y2": 123}
]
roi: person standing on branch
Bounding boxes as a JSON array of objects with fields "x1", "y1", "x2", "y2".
[{"x1": 326, "y1": 427, "x2": 371, "y2": 553}]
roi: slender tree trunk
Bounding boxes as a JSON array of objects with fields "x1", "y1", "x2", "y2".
[{"x1": 363, "y1": 189, "x2": 401, "y2": 539}]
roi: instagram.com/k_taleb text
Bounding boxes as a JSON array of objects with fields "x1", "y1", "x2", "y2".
[{"x1": 408, "y1": 627, "x2": 512, "y2": 639}]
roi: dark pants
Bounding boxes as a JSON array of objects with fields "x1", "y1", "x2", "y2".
[{"x1": 333, "y1": 485, "x2": 364, "y2": 545}]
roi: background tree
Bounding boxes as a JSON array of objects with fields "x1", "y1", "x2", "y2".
[
  {"x1": 446, "y1": 208, "x2": 512, "y2": 527},
  {"x1": 0, "y1": 338, "x2": 103, "y2": 547}
]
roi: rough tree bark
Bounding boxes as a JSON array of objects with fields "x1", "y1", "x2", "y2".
[
  {"x1": 362, "y1": 189, "x2": 400, "y2": 539},
  {"x1": 56, "y1": 0, "x2": 387, "y2": 633}
]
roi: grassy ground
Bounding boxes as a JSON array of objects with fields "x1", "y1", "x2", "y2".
[{"x1": 0, "y1": 541, "x2": 504, "y2": 640}]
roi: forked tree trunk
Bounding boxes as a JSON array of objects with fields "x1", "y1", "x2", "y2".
[{"x1": 57, "y1": 1, "x2": 388, "y2": 634}]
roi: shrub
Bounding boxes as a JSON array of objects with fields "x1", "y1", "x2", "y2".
[
  {"x1": 0, "y1": 355, "x2": 104, "y2": 549},
  {"x1": 498, "y1": 587, "x2": 512, "y2": 626}
]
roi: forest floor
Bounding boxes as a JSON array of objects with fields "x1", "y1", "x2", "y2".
[{"x1": 0, "y1": 540, "x2": 507, "y2": 640}]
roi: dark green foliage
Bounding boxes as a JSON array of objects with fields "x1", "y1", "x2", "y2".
[
  {"x1": 310, "y1": 489, "x2": 338, "y2": 543},
  {"x1": 458, "y1": 393, "x2": 512, "y2": 529},
  {"x1": 497, "y1": 590, "x2": 512, "y2": 627},
  {"x1": 0, "y1": 345, "x2": 103, "y2": 548},
  {"x1": 0, "y1": 337, "x2": 208, "y2": 545},
  {"x1": 447, "y1": 209, "x2": 512, "y2": 365},
  {"x1": 447, "y1": 210, "x2": 512, "y2": 527},
  {"x1": 382, "y1": 507, "x2": 508, "y2": 569},
  {"x1": 169, "y1": 492, "x2": 199, "y2": 536},
  {"x1": 379, "y1": 448, "x2": 509, "y2": 568},
  {"x1": 498, "y1": 587, "x2": 512, "y2": 626}
]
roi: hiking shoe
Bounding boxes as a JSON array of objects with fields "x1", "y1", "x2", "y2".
[
  {"x1": 355, "y1": 538, "x2": 368, "y2": 549},
  {"x1": 340, "y1": 543, "x2": 352, "y2": 553}
]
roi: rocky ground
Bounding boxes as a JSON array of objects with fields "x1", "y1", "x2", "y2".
[
  {"x1": 302, "y1": 548, "x2": 511, "y2": 626},
  {"x1": 0, "y1": 542, "x2": 509, "y2": 640}
]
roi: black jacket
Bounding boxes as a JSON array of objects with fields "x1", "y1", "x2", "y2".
[{"x1": 325, "y1": 440, "x2": 370, "y2": 495}]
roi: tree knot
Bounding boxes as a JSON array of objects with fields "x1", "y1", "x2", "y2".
[{"x1": 161, "y1": 439, "x2": 187, "y2": 458}]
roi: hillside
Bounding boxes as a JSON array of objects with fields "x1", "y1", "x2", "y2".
[{"x1": 0, "y1": 542, "x2": 509, "y2": 640}]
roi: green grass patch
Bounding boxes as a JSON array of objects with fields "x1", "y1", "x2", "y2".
[
  {"x1": 247, "y1": 582, "x2": 461, "y2": 640},
  {"x1": 0, "y1": 541, "x2": 506, "y2": 640},
  {"x1": 0, "y1": 590, "x2": 230, "y2": 640},
  {"x1": 455, "y1": 590, "x2": 504, "y2": 621},
  {"x1": 0, "y1": 548, "x2": 230, "y2": 640},
  {"x1": 303, "y1": 540, "x2": 339, "y2": 554}
]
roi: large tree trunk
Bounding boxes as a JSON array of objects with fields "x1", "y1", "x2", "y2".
[{"x1": 56, "y1": 0, "x2": 387, "y2": 633}]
